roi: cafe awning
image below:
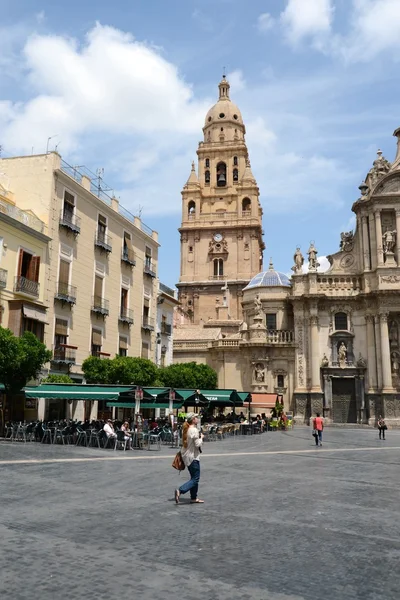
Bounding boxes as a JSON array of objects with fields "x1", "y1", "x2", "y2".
[
  {"x1": 107, "y1": 401, "x2": 183, "y2": 409},
  {"x1": 250, "y1": 393, "x2": 278, "y2": 408},
  {"x1": 24, "y1": 384, "x2": 134, "y2": 400},
  {"x1": 201, "y1": 389, "x2": 244, "y2": 407}
]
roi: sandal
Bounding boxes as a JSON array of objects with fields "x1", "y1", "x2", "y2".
[
  {"x1": 174, "y1": 489, "x2": 180, "y2": 504},
  {"x1": 190, "y1": 499, "x2": 205, "y2": 504}
]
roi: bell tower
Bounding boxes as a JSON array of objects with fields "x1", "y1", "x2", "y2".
[{"x1": 177, "y1": 76, "x2": 264, "y2": 324}]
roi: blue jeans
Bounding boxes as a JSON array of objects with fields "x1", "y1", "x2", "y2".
[
  {"x1": 179, "y1": 460, "x2": 200, "y2": 500},
  {"x1": 315, "y1": 430, "x2": 322, "y2": 445}
]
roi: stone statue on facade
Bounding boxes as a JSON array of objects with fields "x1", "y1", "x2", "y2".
[
  {"x1": 391, "y1": 352, "x2": 399, "y2": 376},
  {"x1": 338, "y1": 342, "x2": 347, "y2": 368},
  {"x1": 367, "y1": 149, "x2": 391, "y2": 187},
  {"x1": 356, "y1": 353, "x2": 367, "y2": 368},
  {"x1": 321, "y1": 354, "x2": 329, "y2": 367},
  {"x1": 307, "y1": 242, "x2": 319, "y2": 272},
  {"x1": 340, "y1": 231, "x2": 354, "y2": 253},
  {"x1": 292, "y1": 247, "x2": 304, "y2": 274},
  {"x1": 389, "y1": 320, "x2": 399, "y2": 348},
  {"x1": 254, "y1": 294, "x2": 263, "y2": 318},
  {"x1": 255, "y1": 363, "x2": 265, "y2": 383},
  {"x1": 382, "y1": 229, "x2": 396, "y2": 255}
]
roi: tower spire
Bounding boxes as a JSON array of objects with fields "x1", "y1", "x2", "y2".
[{"x1": 218, "y1": 75, "x2": 230, "y2": 101}]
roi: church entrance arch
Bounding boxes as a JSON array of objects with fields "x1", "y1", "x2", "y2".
[{"x1": 332, "y1": 378, "x2": 357, "y2": 423}]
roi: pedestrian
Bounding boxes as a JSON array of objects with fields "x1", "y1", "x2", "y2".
[
  {"x1": 313, "y1": 413, "x2": 324, "y2": 447},
  {"x1": 175, "y1": 413, "x2": 204, "y2": 504},
  {"x1": 377, "y1": 415, "x2": 387, "y2": 440}
]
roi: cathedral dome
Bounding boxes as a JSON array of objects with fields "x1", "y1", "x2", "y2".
[
  {"x1": 204, "y1": 76, "x2": 244, "y2": 128},
  {"x1": 244, "y1": 260, "x2": 291, "y2": 289}
]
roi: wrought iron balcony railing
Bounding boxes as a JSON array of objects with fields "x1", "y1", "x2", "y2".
[
  {"x1": 142, "y1": 316, "x2": 155, "y2": 331},
  {"x1": 0, "y1": 268, "x2": 7, "y2": 288},
  {"x1": 119, "y1": 307, "x2": 134, "y2": 325},
  {"x1": 52, "y1": 345, "x2": 77, "y2": 365},
  {"x1": 14, "y1": 276, "x2": 39, "y2": 297},
  {"x1": 55, "y1": 282, "x2": 77, "y2": 305},
  {"x1": 91, "y1": 296, "x2": 110, "y2": 316},
  {"x1": 143, "y1": 261, "x2": 156, "y2": 278},
  {"x1": 121, "y1": 248, "x2": 136, "y2": 266},
  {"x1": 95, "y1": 232, "x2": 112, "y2": 253},
  {"x1": 59, "y1": 210, "x2": 81, "y2": 234}
]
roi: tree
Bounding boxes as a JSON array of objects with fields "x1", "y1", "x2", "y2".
[
  {"x1": 81, "y1": 356, "x2": 112, "y2": 384},
  {"x1": 0, "y1": 328, "x2": 52, "y2": 395},
  {"x1": 158, "y1": 362, "x2": 218, "y2": 389},
  {"x1": 108, "y1": 356, "x2": 158, "y2": 386},
  {"x1": 41, "y1": 374, "x2": 74, "y2": 384}
]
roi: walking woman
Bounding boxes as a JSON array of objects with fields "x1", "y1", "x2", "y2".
[
  {"x1": 175, "y1": 413, "x2": 204, "y2": 504},
  {"x1": 377, "y1": 415, "x2": 387, "y2": 440}
]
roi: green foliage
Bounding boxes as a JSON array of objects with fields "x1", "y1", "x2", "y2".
[
  {"x1": 0, "y1": 328, "x2": 52, "y2": 394},
  {"x1": 81, "y1": 356, "x2": 111, "y2": 384},
  {"x1": 82, "y1": 355, "x2": 158, "y2": 386},
  {"x1": 158, "y1": 362, "x2": 218, "y2": 390},
  {"x1": 41, "y1": 374, "x2": 74, "y2": 384},
  {"x1": 271, "y1": 399, "x2": 284, "y2": 418}
]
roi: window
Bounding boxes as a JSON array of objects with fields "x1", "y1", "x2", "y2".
[
  {"x1": 63, "y1": 190, "x2": 75, "y2": 222},
  {"x1": 233, "y1": 156, "x2": 238, "y2": 166},
  {"x1": 205, "y1": 170, "x2": 210, "y2": 185},
  {"x1": 94, "y1": 275, "x2": 103, "y2": 307},
  {"x1": 145, "y1": 247, "x2": 152, "y2": 270},
  {"x1": 22, "y1": 318, "x2": 44, "y2": 342},
  {"x1": 205, "y1": 158, "x2": 210, "y2": 168},
  {"x1": 188, "y1": 200, "x2": 196, "y2": 215},
  {"x1": 141, "y1": 341, "x2": 149, "y2": 359},
  {"x1": 266, "y1": 314, "x2": 277, "y2": 330},
  {"x1": 277, "y1": 374, "x2": 285, "y2": 388},
  {"x1": 121, "y1": 288, "x2": 128, "y2": 310},
  {"x1": 58, "y1": 259, "x2": 70, "y2": 295},
  {"x1": 233, "y1": 168, "x2": 238, "y2": 182},
  {"x1": 188, "y1": 246, "x2": 193, "y2": 252},
  {"x1": 92, "y1": 328, "x2": 102, "y2": 356},
  {"x1": 242, "y1": 198, "x2": 251, "y2": 212},
  {"x1": 54, "y1": 317, "x2": 68, "y2": 347},
  {"x1": 119, "y1": 336, "x2": 128, "y2": 357},
  {"x1": 213, "y1": 258, "x2": 224, "y2": 277},
  {"x1": 97, "y1": 214, "x2": 107, "y2": 242},
  {"x1": 335, "y1": 312, "x2": 348, "y2": 331},
  {"x1": 216, "y1": 162, "x2": 226, "y2": 187},
  {"x1": 17, "y1": 249, "x2": 40, "y2": 282},
  {"x1": 123, "y1": 232, "x2": 134, "y2": 261}
]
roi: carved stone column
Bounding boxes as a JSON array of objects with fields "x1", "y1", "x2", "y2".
[
  {"x1": 310, "y1": 315, "x2": 321, "y2": 392},
  {"x1": 375, "y1": 210, "x2": 384, "y2": 267},
  {"x1": 365, "y1": 314, "x2": 377, "y2": 391},
  {"x1": 396, "y1": 209, "x2": 400, "y2": 266},
  {"x1": 379, "y1": 312, "x2": 393, "y2": 391},
  {"x1": 374, "y1": 315, "x2": 383, "y2": 389},
  {"x1": 362, "y1": 216, "x2": 371, "y2": 271},
  {"x1": 323, "y1": 374, "x2": 332, "y2": 422}
]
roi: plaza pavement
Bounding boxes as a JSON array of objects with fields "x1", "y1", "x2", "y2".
[{"x1": 0, "y1": 427, "x2": 399, "y2": 600}]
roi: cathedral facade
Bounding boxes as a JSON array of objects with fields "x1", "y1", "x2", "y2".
[{"x1": 174, "y1": 77, "x2": 400, "y2": 426}]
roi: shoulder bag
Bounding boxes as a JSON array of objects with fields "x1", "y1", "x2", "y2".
[{"x1": 172, "y1": 451, "x2": 185, "y2": 471}]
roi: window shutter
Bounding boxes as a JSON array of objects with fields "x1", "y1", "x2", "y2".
[
  {"x1": 17, "y1": 249, "x2": 24, "y2": 277},
  {"x1": 94, "y1": 275, "x2": 103, "y2": 298},
  {"x1": 124, "y1": 232, "x2": 133, "y2": 251},
  {"x1": 119, "y1": 337, "x2": 128, "y2": 350},
  {"x1": 55, "y1": 318, "x2": 68, "y2": 336},
  {"x1": 59, "y1": 260, "x2": 70, "y2": 284},
  {"x1": 28, "y1": 256, "x2": 40, "y2": 282},
  {"x1": 92, "y1": 329, "x2": 102, "y2": 345}
]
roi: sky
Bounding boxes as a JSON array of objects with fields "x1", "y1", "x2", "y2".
[{"x1": 1, "y1": 0, "x2": 400, "y2": 286}]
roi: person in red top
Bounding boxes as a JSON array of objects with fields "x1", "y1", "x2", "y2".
[{"x1": 313, "y1": 413, "x2": 324, "y2": 447}]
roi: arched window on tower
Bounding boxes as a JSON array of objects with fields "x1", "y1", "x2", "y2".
[
  {"x1": 242, "y1": 197, "x2": 251, "y2": 215},
  {"x1": 188, "y1": 200, "x2": 196, "y2": 217},
  {"x1": 213, "y1": 258, "x2": 224, "y2": 278},
  {"x1": 216, "y1": 162, "x2": 227, "y2": 187},
  {"x1": 335, "y1": 312, "x2": 348, "y2": 331},
  {"x1": 205, "y1": 170, "x2": 210, "y2": 185},
  {"x1": 233, "y1": 168, "x2": 239, "y2": 182},
  {"x1": 233, "y1": 156, "x2": 238, "y2": 166},
  {"x1": 205, "y1": 158, "x2": 210, "y2": 168}
]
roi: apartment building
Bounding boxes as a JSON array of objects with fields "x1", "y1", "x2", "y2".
[
  {"x1": 0, "y1": 152, "x2": 159, "y2": 382},
  {"x1": 155, "y1": 282, "x2": 179, "y2": 367}
]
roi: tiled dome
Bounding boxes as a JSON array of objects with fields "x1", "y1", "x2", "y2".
[{"x1": 244, "y1": 260, "x2": 291, "y2": 289}]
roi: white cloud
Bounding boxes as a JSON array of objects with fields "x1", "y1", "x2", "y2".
[
  {"x1": 302, "y1": 255, "x2": 331, "y2": 273},
  {"x1": 227, "y1": 69, "x2": 246, "y2": 92},
  {"x1": 257, "y1": 13, "x2": 275, "y2": 33},
  {"x1": 281, "y1": 0, "x2": 334, "y2": 45}
]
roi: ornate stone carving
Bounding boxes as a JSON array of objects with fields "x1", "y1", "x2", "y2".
[
  {"x1": 340, "y1": 254, "x2": 355, "y2": 269},
  {"x1": 389, "y1": 320, "x2": 399, "y2": 348},
  {"x1": 254, "y1": 294, "x2": 263, "y2": 318},
  {"x1": 340, "y1": 231, "x2": 354, "y2": 252},
  {"x1": 307, "y1": 242, "x2": 319, "y2": 272},
  {"x1": 254, "y1": 363, "x2": 265, "y2": 383},
  {"x1": 357, "y1": 353, "x2": 367, "y2": 368},
  {"x1": 208, "y1": 238, "x2": 228, "y2": 255},
  {"x1": 321, "y1": 354, "x2": 329, "y2": 367},
  {"x1": 391, "y1": 351, "x2": 400, "y2": 375},
  {"x1": 368, "y1": 150, "x2": 391, "y2": 188},
  {"x1": 375, "y1": 175, "x2": 400, "y2": 194},
  {"x1": 379, "y1": 312, "x2": 389, "y2": 322},
  {"x1": 309, "y1": 315, "x2": 319, "y2": 326},
  {"x1": 382, "y1": 229, "x2": 397, "y2": 261},
  {"x1": 338, "y1": 342, "x2": 347, "y2": 368},
  {"x1": 292, "y1": 247, "x2": 304, "y2": 274}
]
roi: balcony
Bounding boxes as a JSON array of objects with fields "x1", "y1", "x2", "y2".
[
  {"x1": 142, "y1": 316, "x2": 155, "y2": 331},
  {"x1": 143, "y1": 261, "x2": 156, "y2": 278},
  {"x1": 119, "y1": 307, "x2": 134, "y2": 325},
  {"x1": 161, "y1": 322, "x2": 172, "y2": 335},
  {"x1": 55, "y1": 282, "x2": 77, "y2": 305},
  {"x1": 266, "y1": 330, "x2": 294, "y2": 344},
  {"x1": 91, "y1": 296, "x2": 109, "y2": 317},
  {"x1": 121, "y1": 248, "x2": 136, "y2": 267},
  {"x1": 95, "y1": 232, "x2": 112, "y2": 253},
  {"x1": 0, "y1": 268, "x2": 7, "y2": 289},
  {"x1": 14, "y1": 276, "x2": 39, "y2": 298},
  {"x1": 0, "y1": 198, "x2": 46, "y2": 234},
  {"x1": 59, "y1": 210, "x2": 81, "y2": 234},
  {"x1": 91, "y1": 350, "x2": 111, "y2": 358},
  {"x1": 52, "y1": 345, "x2": 77, "y2": 365}
]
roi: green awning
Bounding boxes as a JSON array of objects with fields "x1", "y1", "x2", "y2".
[
  {"x1": 237, "y1": 392, "x2": 251, "y2": 403},
  {"x1": 201, "y1": 389, "x2": 243, "y2": 406},
  {"x1": 24, "y1": 384, "x2": 134, "y2": 400},
  {"x1": 107, "y1": 401, "x2": 183, "y2": 409}
]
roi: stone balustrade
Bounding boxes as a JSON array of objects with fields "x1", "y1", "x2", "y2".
[{"x1": 317, "y1": 276, "x2": 362, "y2": 295}]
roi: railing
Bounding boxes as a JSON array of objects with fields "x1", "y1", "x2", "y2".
[
  {"x1": 0, "y1": 198, "x2": 46, "y2": 234},
  {"x1": 91, "y1": 296, "x2": 110, "y2": 316},
  {"x1": 317, "y1": 276, "x2": 362, "y2": 294},
  {"x1": 59, "y1": 210, "x2": 81, "y2": 234},
  {"x1": 52, "y1": 345, "x2": 77, "y2": 364},
  {"x1": 159, "y1": 282, "x2": 176, "y2": 298},
  {"x1": 212, "y1": 339, "x2": 240, "y2": 348},
  {"x1": 161, "y1": 322, "x2": 172, "y2": 335},
  {"x1": 95, "y1": 233, "x2": 112, "y2": 253},
  {"x1": 121, "y1": 248, "x2": 136, "y2": 266},
  {"x1": 174, "y1": 340, "x2": 210, "y2": 350},
  {"x1": 184, "y1": 211, "x2": 259, "y2": 223},
  {"x1": 143, "y1": 261, "x2": 156, "y2": 278},
  {"x1": 14, "y1": 276, "x2": 39, "y2": 297},
  {"x1": 142, "y1": 316, "x2": 155, "y2": 330},
  {"x1": 119, "y1": 307, "x2": 134, "y2": 325},
  {"x1": 266, "y1": 330, "x2": 294, "y2": 344},
  {"x1": 0, "y1": 268, "x2": 7, "y2": 288},
  {"x1": 242, "y1": 210, "x2": 251, "y2": 217},
  {"x1": 55, "y1": 282, "x2": 77, "y2": 304}
]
